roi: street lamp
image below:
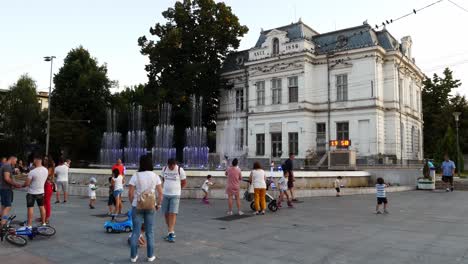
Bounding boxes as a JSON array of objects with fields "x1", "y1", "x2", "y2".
[
  {"x1": 44, "y1": 56, "x2": 56, "y2": 156},
  {"x1": 453, "y1": 112, "x2": 461, "y2": 177}
]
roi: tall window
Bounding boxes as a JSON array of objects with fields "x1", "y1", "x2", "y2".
[
  {"x1": 411, "y1": 126, "x2": 415, "y2": 153},
  {"x1": 336, "y1": 74, "x2": 348, "y2": 101},
  {"x1": 256, "y1": 134, "x2": 265, "y2": 156},
  {"x1": 256, "y1": 81, "x2": 265, "y2": 106},
  {"x1": 288, "y1": 76, "x2": 298, "y2": 103},
  {"x1": 398, "y1": 78, "x2": 403, "y2": 103},
  {"x1": 271, "y1": 133, "x2": 282, "y2": 158},
  {"x1": 235, "y1": 89, "x2": 244, "y2": 112},
  {"x1": 236, "y1": 128, "x2": 244, "y2": 151},
  {"x1": 409, "y1": 83, "x2": 414, "y2": 108},
  {"x1": 416, "y1": 91, "x2": 420, "y2": 112},
  {"x1": 288, "y1": 132, "x2": 299, "y2": 155},
  {"x1": 336, "y1": 122, "x2": 349, "y2": 140},
  {"x1": 316, "y1": 123, "x2": 326, "y2": 154},
  {"x1": 272, "y1": 79, "x2": 282, "y2": 105},
  {"x1": 272, "y1": 38, "x2": 279, "y2": 55}
]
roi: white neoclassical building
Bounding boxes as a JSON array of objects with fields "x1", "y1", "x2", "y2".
[{"x1": 217, "y1": 20, "x2": 424, "y2": 167}]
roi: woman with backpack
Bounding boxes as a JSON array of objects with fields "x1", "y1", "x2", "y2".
[{"x1": 128, "y1": 155, "x2": 163, "y2": 263}]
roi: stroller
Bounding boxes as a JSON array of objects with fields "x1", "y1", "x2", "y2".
[{"x1": 243, "y1": 178, "x2": 278, "y2": 212}]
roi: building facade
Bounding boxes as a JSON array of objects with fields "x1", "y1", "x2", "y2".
[{"x1": 217, "y1": 21, "x2": 424, "y2": 167}]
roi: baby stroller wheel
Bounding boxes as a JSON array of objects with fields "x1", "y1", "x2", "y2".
[
  {"x1": 250, "y1": 202, "x2": 256, "y2": 211},
  {"x1": 268, "y1": 200, "x2": 278, "y2": 212}
]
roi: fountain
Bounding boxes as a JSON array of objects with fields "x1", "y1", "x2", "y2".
[
  {"x1": 99, "y1": 108, "x2": 123, "y2": 165},
  {"x1": 124, "y1": 105, "x2": 147, "y2": 167},
  {"x1": 183, "y1": 96, "x2": 209, "y2": 168},
  {"x1": 152, "y1": 103, "x2": 176, "y2": 167},
  {"x1": 218, "y1": 89, "x2": 247, "y2": 168}
]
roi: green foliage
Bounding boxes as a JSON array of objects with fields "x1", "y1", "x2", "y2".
[
  {"x1": 436, "y1": 126, "x2": 464, "y2": 172},
  {"x1": 138, "y1": 0, "x2": 248, "y2": 157},
  {"x1": 50, "y1": 46, "x2": 112, "y2": 161},
  {"x1": 0, "y1": 74, "x2": 44, "y2": 159},
  {"x1": 422, "y1": 68, "x2": 462, "y2": 157}
]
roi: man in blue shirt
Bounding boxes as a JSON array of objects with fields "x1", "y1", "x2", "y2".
[{"x1": 441, "y1": 154, "x2": 456, "y2": 192}]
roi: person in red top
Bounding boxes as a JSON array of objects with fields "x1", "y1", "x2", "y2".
[
  {"x1": 225, "y1": 158, "x2": 243, "y2": 216},
  {"x1": 112, "y1": 159, "x2": 125, "y2": 176}
]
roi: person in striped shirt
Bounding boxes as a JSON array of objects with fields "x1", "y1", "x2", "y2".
[{"x1": 375, "y1": 177, "x2": 388, "y2": 214}]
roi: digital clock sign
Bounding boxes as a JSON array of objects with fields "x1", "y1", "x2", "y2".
[{"x1": 329, "y1": 140, "x2": 351, "y2": 148}]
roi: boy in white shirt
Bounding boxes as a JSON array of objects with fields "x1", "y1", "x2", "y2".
[
  {"x1": 88, "y1": 177, "x2": 97, "y2": 209},
  {"x1": 22, "y1": 156, "x2": 48, "y2": 228},
  {"x1": 277, "y1": 171, "x2": 293, "y2": 208},
  {"x1": 334, "y1": 176, "x2": 343, "y2": 197},
  {"x1": 201, "y1": 175, "x2": 214, "y2": 204}
]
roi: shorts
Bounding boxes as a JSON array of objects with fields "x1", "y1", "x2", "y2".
[
  {"x1": 442, "y1": 176, "x2": 453, "y2": 184},
  {"x1": 89, "y1": 196, "x2": 96, "y2": 200},
  {"x1": 113, "y1": 189, "x2": 123, "y2": 198},
  {"x1": 279, "y1": 188, "x2": 288, "y2": 193},
  {"x1": 26, "y1": 193, "x2": 45, "y2": 208},
  {"x1": 225, "y1": 187, "x2": 240, "y2": 196},
  {"x1": 288, "y1": 179, "x2": 294, "y2": 189},
  {"x1": 161, "y1": 195, "x2": 180, "y2": 214},
  {"x1": 377, "y1": 197, "x2": 388, "y2": 205},
  {"x1": 56, "y1": 181, "x2": 68, "y2": 192},
  {"x1": 335, "y1": 187, "x2": 340, "y2": 193},
  {"x1": 108, "y1": 194, "x2": 116, "y2": 206},
  {"x1": 0, "y1": 189, "x2": 14, "y2": 207}
]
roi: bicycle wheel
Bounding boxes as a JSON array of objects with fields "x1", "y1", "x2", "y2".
[
  {"x1": 36, "y1": 226, "x2": 56, "y2": 236},
  {"x1": 5, "y1": 234, "x2": 28, "y2": 247}
]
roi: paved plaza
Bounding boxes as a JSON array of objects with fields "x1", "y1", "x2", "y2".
[{"x1": 2, "y1": 190, "x2": 468, "y2": 263}]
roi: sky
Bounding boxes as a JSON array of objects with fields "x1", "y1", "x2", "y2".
[{"x1": 1, "y1": 0, "x2": 468, "y2": 95}]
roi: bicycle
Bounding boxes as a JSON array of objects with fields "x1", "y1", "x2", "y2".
[
  {"x1": 0, "y1": 215, "x2": 28, "y2": 247},
  {"x1": 15, "y1": 223, "x2": 56, "y2": 240}
]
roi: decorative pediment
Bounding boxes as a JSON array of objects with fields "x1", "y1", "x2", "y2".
[{"x1": 266, "y1": 29, "x2": 287, "y2": 37}]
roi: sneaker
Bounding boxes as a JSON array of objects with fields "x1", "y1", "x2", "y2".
[
  {"x1": 89, "y1": 205, "x2": 95, "y2": 209},
  {"x1": 148, "y1": 256, "x2": 157, "y2": 262},
  {"x1": 260, "y1": 211, "x2": 265, "y2": 215},
  {"x1": 55, "y1": 201, "x2": 60, "y2": 204},
  {"x1": 376, "y1": 210, "x2": 382, "y2": 214},
  {"x1": 130, "y1": 256, "x2": 138, "y2": 263},
  {"x1": 238, "y1": 211, "x2": 244, "y2": 216},
  {"x1": 253, "y1": 211, "x2": 259, "y2": 215},
  {"x1": 384, "y1": 209, "x2": 389, "y2": 214},
  {"x1": 450, "y1": 187, "x2": 454, "y2": 192},
  {"x1": 292, "y1": 199, "x2": 299, "y2": 202},
  {"x1": 277, "y1": 202, "x2": 282, "y2": 208},
  {"x1": 63, "y1": 200, "x2": 67, "y2": 203},
  {"x1": 446, "y1": 188, "x2": 450, "y2": 192},
  {"x1": 287, "y1": 201, "x2": 294, "y2": 208},
  {"x1": 227, "y1": 211, "x2": 233, "y2": 216},
  {"x1": 166, "y1": 233, "x2": 175, "y2": 243}
]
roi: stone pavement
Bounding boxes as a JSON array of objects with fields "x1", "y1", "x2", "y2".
[{"x1": 2, "y1": 190, "x2": 468, "y2": 264}]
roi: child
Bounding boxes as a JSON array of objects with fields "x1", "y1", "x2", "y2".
[
  {"x1": 88, "y1": 177, "x2": 97, "y2": 209},
  {"x1": 111, "y1": 169, "x2": 124, "y2": 214},
  {"x1": 375, "y1": 177, "x2": 388, "y2": 214},
  {"x1": 201, "y1": 175, "x2": 214, "y2": 204},
  {"x1": 334, "y1": 176, "x2": 343, "y2": 197},
  {"x1": 107, "y1": 176, "x2": 116, "y2": 215},
  {"x1": 277, "y1": 171, "x2": 293, "y2": 208}
]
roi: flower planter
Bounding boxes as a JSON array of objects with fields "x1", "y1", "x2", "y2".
[{"x1": 417, "y1": 178, "x2": 435, "y2": 190}]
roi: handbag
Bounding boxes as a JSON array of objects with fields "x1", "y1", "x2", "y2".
[{"x1": 136, "y1": 172, "x2": 156, "y2": 210}]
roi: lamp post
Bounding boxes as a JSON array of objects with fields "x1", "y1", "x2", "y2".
[
  {"x1": 44, "y1": 56, "x2": 56, "y2": 156},
  {"x1": 453, "y1": 112, "x2": 461, "y2": 178}
]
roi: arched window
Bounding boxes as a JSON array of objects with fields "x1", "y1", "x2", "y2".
[{"x1": 272, "y1": 38, "x2": 279, "y2": 55}]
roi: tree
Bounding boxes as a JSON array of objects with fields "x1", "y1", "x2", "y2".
[
  {"x1": 50, "y1": 46, "x2": 113, "y2": 161},
  {"x1": 0, "y1": 74, "x2": 44, "y2": 158},
  {"x1": 422, "y1": 68, "x2": 461, "y2": 158},
  {"x1": 138, "y1": 0, "x2": 248, "y2": 158}
]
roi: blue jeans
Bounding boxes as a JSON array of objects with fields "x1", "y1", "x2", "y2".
[{"x1": 130, "y1": 207, "x2": 155, "y2": 258}]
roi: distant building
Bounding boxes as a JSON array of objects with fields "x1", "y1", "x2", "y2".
[
  {"x1": 37, "y1": 91, "x2": 49, "y2": 111},
  {"x1": 218, "y1": 21, "x2": 424, "y2": 166}
]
